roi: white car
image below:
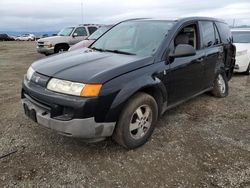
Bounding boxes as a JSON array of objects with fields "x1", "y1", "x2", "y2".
[
  {"x1": 232, "y1": 29, "x2": 250, "y2": 75},
  {"x1": 16, "y1": 34, "x2": 35, "y2": 41}
]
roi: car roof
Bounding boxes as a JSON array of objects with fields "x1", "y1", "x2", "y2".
[{"x1": 123, "y1": 17, "x2": 226, "y2": 24}]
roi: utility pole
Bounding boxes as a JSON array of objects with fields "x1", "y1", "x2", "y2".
[
  {"x1": 232, "y1": 19, "x2": 235, "y2": 28},
  {"x1": 81, "y1": 1, "x2": 83, "y2": 24}
]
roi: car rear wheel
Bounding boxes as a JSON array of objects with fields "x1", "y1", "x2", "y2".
[
  {"x1": 112, "y1": 92, "x2": 158, "y2": 149},
  {"x1": 245, "y1": 63, "x2": 250, "y2": 75},
  {"x1": 211, "y1": 71, "x2": 229, "y2": 98}
]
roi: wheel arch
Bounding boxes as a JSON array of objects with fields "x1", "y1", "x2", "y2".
[{"x1": 54, "y1": 43, "x2": 70, "y2": 52}]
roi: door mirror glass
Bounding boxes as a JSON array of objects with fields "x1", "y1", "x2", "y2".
[
  {"x1": 169, "y1": 44, "x2": 196, "y2": 58},
  {"x1": 73, "y1": 33, "x2": 78, "y2": 37}
]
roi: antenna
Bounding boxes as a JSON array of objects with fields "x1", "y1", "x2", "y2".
[
  {"x1": 232, "y1": 18, "x2": 235, "y2": 28},
  {"x1": 81, "y1": 1, "x2": 83, "y2": 24}
]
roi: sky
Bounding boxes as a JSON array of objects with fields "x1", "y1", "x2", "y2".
[{"x1": 0, "y1": 0, "x2": 250, "y2": 32}]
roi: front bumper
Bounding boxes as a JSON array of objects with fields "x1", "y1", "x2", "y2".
[
  {"x1": 22, "y1": 97, "x2": 115, "y2": 139},
  {"x1": 37, "y1": 46, "x2": 55, "y2": 55},
  {"x1": 234, "y1": 54, "x2": 250, "y2": 73}
]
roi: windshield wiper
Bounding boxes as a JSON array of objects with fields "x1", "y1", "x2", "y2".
[
  {"x1": 90, "y1": 47, "x2": 105, "y2": 52},
  {"x1": 105, "y1": 49, "x2": 135, "y2": 55}
]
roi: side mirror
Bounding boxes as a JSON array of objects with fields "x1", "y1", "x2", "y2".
[
  {"x1": 169, "y1": 44, "x2": 196, "y2": 58},
  {"x1": 72, "y1": 33, "x2": 78, "y2": 37}
]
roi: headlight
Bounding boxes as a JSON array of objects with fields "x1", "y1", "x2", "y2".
[
  {"x1": 47, "y1": 78, "x2": 102, "y2": 97},
  {"x1": 44, "y1": 41, "x2": 53, "y2": 48},
  {"x1": 236, "y1": 50, "x2": 247, "y2": 56},
  {"x1": 27, "y1": 66, "x2": 35, "y2": 81}
]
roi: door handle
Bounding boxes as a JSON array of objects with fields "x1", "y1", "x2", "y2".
[{"x1": 196, "y1": 58, "x2": 204, "y2": 63}]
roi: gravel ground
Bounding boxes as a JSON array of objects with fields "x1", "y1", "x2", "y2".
[{"x1": 0, "y1": 41, "x2": 250, "y2": 188}]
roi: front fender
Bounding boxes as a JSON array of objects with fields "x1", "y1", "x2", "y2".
[{"x1": 104, "y1": 75, "x2": 167, "y2": 122}]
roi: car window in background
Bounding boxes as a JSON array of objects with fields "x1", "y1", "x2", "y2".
[
  {"x1": 232, "y1": 32, "x2": 250, "y2": 43},
  {"x1": 88, "y1": 27, "x2": 98, "y2": 35},
  {"x1": 88, "y1": 27, "x2": 109, "y2": 40},
  {"x1": 91, "y1": 20, "x2": 174, "y2": 56},
  {"x1": 200, "y1": 21, "x2": 215, "y2": 47},
  {"x1": 74, "y1": 27, "x2": 87, "y2": 36},
  {"x1": 58, "y1": 27, "x2": 74, "y2": 36}
]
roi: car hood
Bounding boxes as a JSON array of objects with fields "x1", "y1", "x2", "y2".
[
  {"x1": 234, "y1": 43, "x2": 250, "y2": 57},
  {"x1": 37, "y1": 36, "x2": 68, "y2": 43},
  {"x1": 234, "y1": 43, "x2": 250, "y2": 51},
  {"x1": 32, "y1": 48, "x2": 153, "y2": 83}
]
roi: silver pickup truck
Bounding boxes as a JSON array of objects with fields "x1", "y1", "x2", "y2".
[{"x1": 37, "y1": 24, "x2": 98, "y2": 55}]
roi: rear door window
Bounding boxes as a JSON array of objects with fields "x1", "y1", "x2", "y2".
[{"x1": 200, "y1": 21, "x2": 215, "y2": 48}]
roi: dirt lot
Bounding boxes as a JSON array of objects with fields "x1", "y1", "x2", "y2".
[{"x1": 0, "y1": 41, "x2": 250, "y2": 187}]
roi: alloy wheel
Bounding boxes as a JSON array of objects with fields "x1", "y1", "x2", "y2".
[
  {"x1": 129, "y1": 105, "x2": 152, "y2": 140},
  {"x1": 217, "y1": 74, "x2": 226, "y2": 94}
]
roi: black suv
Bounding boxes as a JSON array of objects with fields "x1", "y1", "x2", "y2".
[{"x1": 22, "y1": 17, "x2": 235, "y2": 149}]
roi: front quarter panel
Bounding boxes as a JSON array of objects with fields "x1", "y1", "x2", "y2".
[{"x1": 95, "y1": 61, "x2": 168, "y2": 122}]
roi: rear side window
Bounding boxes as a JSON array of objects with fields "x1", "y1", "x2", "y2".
[
  {"x1": 215, "y1": 22, "x2": 232, "y2": 43},
  {"x1": 88, "y1": 27, "x2": 98, "y2": 35},
  {"x1": 200, "y1": 21, "x2": 215, "y2": 48}
]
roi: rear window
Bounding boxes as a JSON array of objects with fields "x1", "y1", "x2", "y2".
[
  {"x1": 232, "y1": 31, "x2": 250, "y2": 43},
  {"x1": 215, "y1": 22, "x2": 232, "y2": 43}
]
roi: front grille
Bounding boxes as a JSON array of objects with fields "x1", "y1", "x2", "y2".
[
  {"x1": 37, "y1": 42, "x2": 44, "y2": 47},
  {"x1": 30, "y1": 72, "x2": 50, "y2": 88}
]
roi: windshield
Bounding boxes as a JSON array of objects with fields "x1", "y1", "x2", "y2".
[
  {"x1": 58, "y1": 27, "x2": 74, "y2": 36},
  {"x1": 88, "y1": 27, "x2": 110, "y2": 40},
  {"x1": 91, "y1": 20, "x2": 174, "y2": 56},
  {"x1": 232, "y1": 31, "x2": 250, "y2": 43}
]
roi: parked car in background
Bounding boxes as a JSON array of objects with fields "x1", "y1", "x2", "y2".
[
  {"x1": 69, "y1": 25, "x2": 112, "y2": 51},
  {"x1": 22, "y1": 17, "x2": 235, "y2": 149},
  {"x1": 16, "y1": 34, "x2": 35, "y2": 41},
  {"x1": 232, "y1": 29, "x2": 250, "y2": 75},
  {"x1": 36, "y1": 24, "x2": 99, "y2": 55},
  {"x1": 35, "y1": 34, "x2": 50, "y2": 41},
  {"x1": 0, "y1": 34, "x2": 15, "y2": 41}
]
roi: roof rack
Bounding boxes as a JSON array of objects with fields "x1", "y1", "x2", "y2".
[{"x1": 78, "y1": 24, "x2": 101, "y2": 26}]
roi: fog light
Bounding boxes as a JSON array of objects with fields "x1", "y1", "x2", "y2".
[{"x1": 234, "y1": 64, "x2": 239, "y2": 70}]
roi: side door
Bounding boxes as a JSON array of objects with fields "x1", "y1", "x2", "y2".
[
  {"x1": 70, "y1": 27, "x2": 88, "y2": 45},
  {"x1": 167, "y1": 22, "x2": 206, "y2": 105},
  {"x1": 199, "y1": 21, "x2": 224, "y2": 89}
]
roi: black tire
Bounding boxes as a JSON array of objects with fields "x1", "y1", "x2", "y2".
[
  {"x1": 211, "y1": 71, "x2": 229, "y2": 98},
  {"x1": 55, "y1": 45, "x2": 69, "y2": 53},
  {"x1": 245, "y1": 63, "x2": 250, "y2": 75},
  {"x1": 112, "y1": 92, "x2": 158, "y2": 149}
]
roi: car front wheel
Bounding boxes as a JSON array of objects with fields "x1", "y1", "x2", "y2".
[
  {"x1": 112, "y1": 92, "x2": 158, "y2": 149},
  {"x1": 55, "y1": 45, "x2": 69, "y2": 53},
  {"x1": 211, "y1": 72, "x2": 229, "y2": 98}
]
